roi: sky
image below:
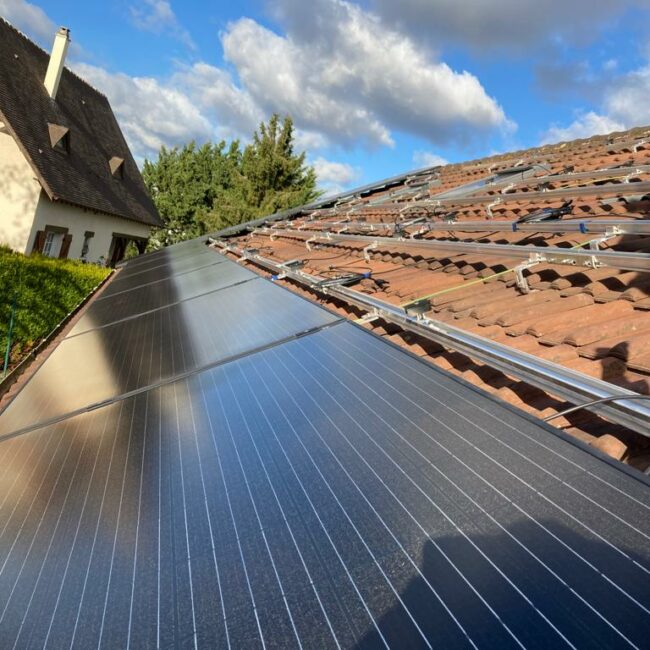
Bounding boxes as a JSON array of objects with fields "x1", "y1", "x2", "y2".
[{"x1": 1, "y1": 0, "x2": 650, "y2": 195}]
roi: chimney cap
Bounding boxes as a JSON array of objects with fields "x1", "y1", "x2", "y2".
[{"x1": 57, "y1": 27, "x2": 70, "y2": 37}]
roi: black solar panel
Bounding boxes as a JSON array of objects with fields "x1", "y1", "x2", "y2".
[
  {"x1": 71, "y1": 259, "x2": 257, "y2": 335},
  {"x1": 0, "y1": 323, "x2": 648, "y2": 648},
  {"x1": 102, "y1": 251, "x2": 225, "y2": 296},
  {"x1": 0, "y1": 245, "x2": 648, "y2": 648},
  {"x1": 0, "y1": 277, "x2": 340, "y2": 435}
]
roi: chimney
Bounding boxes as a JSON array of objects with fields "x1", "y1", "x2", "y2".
[{"x1": 44, "y1": 27, "x2": 70, "y2": 100}]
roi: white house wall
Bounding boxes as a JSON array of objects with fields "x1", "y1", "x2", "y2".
[
  {"x1": 26, "y1": 194, "x2": 152, "y2": 263},
  {"x1": 0, "y1": 130, "x2": 42, "y2": 251}
]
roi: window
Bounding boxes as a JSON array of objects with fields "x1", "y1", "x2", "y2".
[
  {"x1": 53, "y1": 131, "x2": 70, "y2": 154},
  {"x1": 42, "y1": 231, "x2": 55, "y2": 256},
  {"x1": 81, "y1": 231, "x2": 94, "y2": 260},
  {"x1": 42, "y1": 231, "x2": 64, "y2": 257},
  {"x1": 47, "y1": 123, "x2": 70, "y2": 154},
  {"x1": 109, "y1": 156, "x2": 125, "y2": 179}
]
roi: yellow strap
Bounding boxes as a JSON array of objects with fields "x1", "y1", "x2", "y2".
[{"x1": 399, "y1": 238, "x2": 592, "y2": 309}]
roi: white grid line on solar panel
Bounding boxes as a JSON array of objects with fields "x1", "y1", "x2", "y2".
[
  {"x1": 356, "y1": 332, "x2": 650, "y2": 514},
  {"x1": 236, "y1": 360, "x2": 496, "y2": 648},
  {"x1": 318, "y1": 328, "x2": 650, "y2": 580},
  {"x1": 198, "y1": 369, "x2": 390, "y2": 649},
  {"x1": 261, "y1": 345, "x2": 577, "y2": 648},
  {"x1": 8, "y1": 414, "x2": 91, "y2": 647},
  {"x1": 199, "y1": 378, "x2": 269, "y2": 649},
  {"x1": 41, "y1": 409, "x2": 112, "y2": 648},
  {"x1": 0, "y1": 416, "x2": 78, "y2": 631},
  {"x1": 109, "y1": 249, "x2": 220, "y2": 282},
  {"x1": 184, "y1": 387, "x2": 232, "y2": 650},
  {"x1": 191, "y1": 296, "x2": 465, "y2": 644},
  {"x1": 97, "y1": 256, "x2": 236, "y2": 303},
  {"x1": 99, "y1": 257, "x2": 226, "y2": 298},
  {"x1": 218, "y1": 362, "x2": 343, "y2": 647},
  {"x1": 0, "y1": 281, "x2": 339, "y2": 436},
  {"x1": 334, "y1": 337, "x2": 650, "y2": 617},
  {"x1": 192, "y1": 310, "x2": 385, "y2": 645},
  {"x1": 338, "y1": 331, "x2": 650, "y2": 546},
  {"x1": 0, "y1": 326, "x2": 644, "y2": 644},
  {"x1": 280, "y1": 334, "x2": 643, "y2": 645},
  {"x1": 69, "y1": 402, "x2": 126, "y2": 648}
]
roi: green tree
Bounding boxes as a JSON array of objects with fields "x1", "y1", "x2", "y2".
[
  {"x1": 207, "y1": 114, "x2": 320, "y2": 230},
  {"x1": 143, "y1": 140, "x2": 240, "y2": 248},
  {"x1": 143, "y1": 114, "x2": 321, "y2": 246}
]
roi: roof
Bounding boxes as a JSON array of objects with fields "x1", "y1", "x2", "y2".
[
  {"x1": 0, "y1": 19, "x2": 162, "y2": 228},
  {"x1": 221, "y1": 124, "x2": 650, "y2": 469},
  {"x1": 0, "y1": 239, "x2": 648, "y2": 646}
]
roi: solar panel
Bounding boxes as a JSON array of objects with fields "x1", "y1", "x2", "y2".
[
  {"x1": 0, "y1": 322, "x2": 647, "y2": 648},
  {"x1": 0, "y1": 278, "x2": 340, "y2": 435},
  {"x1": 102, "y1": 250, "x2": 225, "y2": 295},
  {"x1": 70, "y1": 258, "x2": 257, "y2": 335}
]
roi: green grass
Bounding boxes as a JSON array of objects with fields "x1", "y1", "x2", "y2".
[{"x1": 0, "y1": 246, "x2": 109, "y2": 368}]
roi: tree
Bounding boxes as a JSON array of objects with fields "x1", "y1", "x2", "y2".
[
  {"x1": 143, "y1": 114, "x2": 321, "y2": 247},
  {"x1": 143, "y1": 140, "x2": 240, "y2": 248}
]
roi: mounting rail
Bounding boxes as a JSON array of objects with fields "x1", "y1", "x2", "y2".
[
  {"x1": 258, "y1": 227, "x2": 650, "y2": 273},
  {"x1": 211, "y1": 238, "x2": 650, "y2": 438},
  {"x1": 312, "y1": 218, "x2": 650, "y2": 237}
]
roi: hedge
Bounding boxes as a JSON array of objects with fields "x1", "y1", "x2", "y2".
[{"x1": 0, "y1": 246, "x2": 109, "y2": 368}]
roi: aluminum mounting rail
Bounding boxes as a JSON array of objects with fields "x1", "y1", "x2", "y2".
[
  {"x1": 257, "y1": 227, "x2": 650, "y2": 273},
  {"x1": 210, "y1": 238, "x2": 650, "y2": 437},
  {"x1": 305, "y1": 180, "x2": 650, "y2": 213},
  {"x1": 308, "y1": 218, "x2": 650, "y2": 236}
]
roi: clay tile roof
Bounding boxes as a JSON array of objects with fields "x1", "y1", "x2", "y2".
[
  {"x1": 221, "y1": 123, "x2": 650, "y2": 467},
  {"x1": 0, "y1": 18, "x2": 162, "y2": 227}
]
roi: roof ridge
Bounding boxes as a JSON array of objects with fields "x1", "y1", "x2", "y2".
[{"x1": 0, "y1": 16, "x2": 108, "y2": 100}]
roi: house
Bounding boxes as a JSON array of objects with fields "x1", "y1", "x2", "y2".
[{"x1": 0, "y1": 20, "x2": 163, "y2": 266}]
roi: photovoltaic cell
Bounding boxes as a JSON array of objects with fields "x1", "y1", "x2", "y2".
[
  {"x1": 0, "y1": 277, "x2": 340, "y2": 436},
  {"x1": 101, "y1": 249, "x2": 225, "y2": 296},
  {"x1": 70, "y1": 258, "x2": 257, "y2": 335},
  {"x1": 0, "y1": 323, "x2": 647, "y2": 648}
]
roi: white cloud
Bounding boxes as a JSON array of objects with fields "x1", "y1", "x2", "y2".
[
  {"x1": 312, "y1": 156, "x2": 360, "y2": 195},
  {"x1": 73, "y1": 63, "x2": 213, "y2": 161},
  {"x1": 413, "y1": 151, "x2": 449, "y2": 168},
  {"x1": 541, "y1": 60, "x2": 650, "y2": 143},
  {"x1": 602, "y1": 63, "x2": 650, "y2": 126},
  {"x1": 542, "y1": 112, "x2": 625, "y2": 144},
  {"x1": 129, "y1": 0, "x2": 195, "y2": 50},
  {"x1": 223, "y1": 0, "x2": 511, "y2": 148},
  {"x1": 171, "y1": 62, "x2": 263, "y2": 140},
  {"x1": 0, "y1": 0, "x2": 56, "y2": 47},
  {"x1": 371, "y1": 0, "x2": 648, "y2": 51}
]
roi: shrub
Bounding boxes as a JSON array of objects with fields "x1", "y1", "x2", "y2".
[{"x1": 0, "y1": 247, "x2": 109, "y2": 366}]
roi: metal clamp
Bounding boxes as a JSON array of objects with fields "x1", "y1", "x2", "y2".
[
  {"x1": 486, "y1": 198, "x2": 502, "y2": 219},
  {"x1": 514, "y1": 257, "x2": 542, "y2": 293},
  {"x1": 363, "y1": 240, "x2": 378, "y2": 261}
]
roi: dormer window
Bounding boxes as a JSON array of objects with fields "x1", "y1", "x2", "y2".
[
  {"x1": 48, "y1": 123, "x2": 70, "y2": 154},
  {"x1": 109, "y1": 156, "x2": 124, "y2": 179}
]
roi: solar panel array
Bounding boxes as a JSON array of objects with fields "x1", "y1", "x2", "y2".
[{"x1": 0, "y1": 239, "x2": 648, "y2": 648}]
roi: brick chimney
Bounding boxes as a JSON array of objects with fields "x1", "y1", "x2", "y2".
[{"x1": 44, "y1": 27, "x2": 70, "y2": 100}]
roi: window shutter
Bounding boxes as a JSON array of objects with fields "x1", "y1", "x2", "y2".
[
  {"x1": 59, "y1": 234, "x2": 72, "y2": 259},
  {"x1": 32, "y1": 230, "x2": 45, "y2": 253}
]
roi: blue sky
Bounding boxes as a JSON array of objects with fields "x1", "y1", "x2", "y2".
[{"x1": 2, "y1": 0, "x2": 650, "y2": 194}]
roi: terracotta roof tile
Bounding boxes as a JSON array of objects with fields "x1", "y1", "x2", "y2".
[{"x1": 225, "y1": 124, "x2": 650, "y2": 467}]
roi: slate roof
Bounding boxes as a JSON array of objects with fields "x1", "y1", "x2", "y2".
[
  {"x1": 223, "y1": 124, "x2": 650, "y2": 470},
  {"x1": 0, "y1": 18, "x2": 162, "y2": 227}
]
